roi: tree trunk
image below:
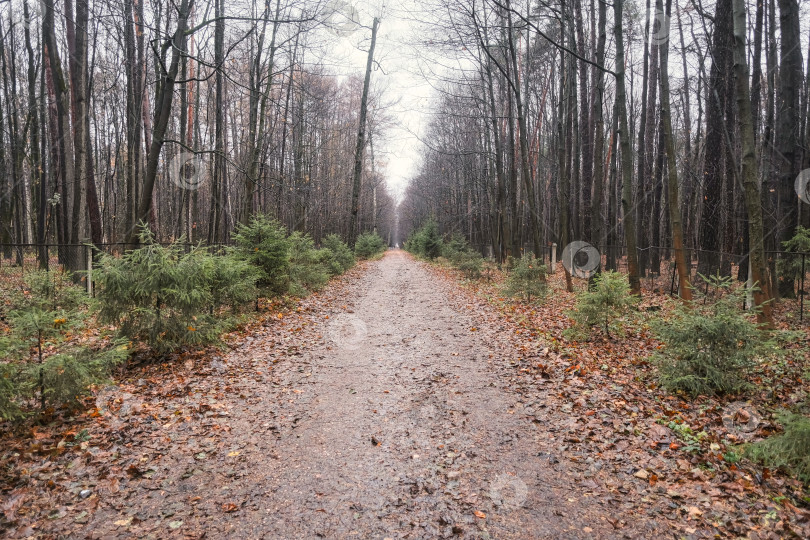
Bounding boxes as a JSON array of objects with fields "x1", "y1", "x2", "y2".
[
  {"x1": 43, "y1": 0, "x2": 76, "y2": 264},
  {"x1": 657, "y1": 0, "x2": 692, "y2": 300},
  {"x1": 732, "y1": 0, "x2": 774, "y2": 325},
  {"x1": 128, "y1": 0, "x2": 193, "y2": 244},
  {"x1": 349, "y1": 18, "x2": 379, "y2": 247},
  {"x1": 591, "y1": 0, "x2": 607, "y2": 262},
  {"x1": 614, "y1": 0, "x2": 642, "y2": 294},
  {"x1": 506, "y1": 4, "x2": 542, "y2": 258},
  {"x1": 123, "y1": 0, "x2": 142, "y2": 240},
  {"x1": 776, "y1": 0, "x2": 802, "y2": 297},
  {"x1": 636, "y1": 0, "x2": 654, "y2": 277},
  {"x1": 24, "y1": 0, "x2": 47, "y2": 268}
]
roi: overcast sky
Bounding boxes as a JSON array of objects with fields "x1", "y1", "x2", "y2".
[{"x1": 317, "y1": 0, "x2": 442, "y2": 202}]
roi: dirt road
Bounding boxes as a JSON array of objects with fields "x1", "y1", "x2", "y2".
[{"x1": 15, "y1": 251, "x2": 662, "y2": 538}]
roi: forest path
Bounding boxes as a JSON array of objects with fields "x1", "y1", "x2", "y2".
[
  {"x1": 30, "y1": 251, "x2": 660, "y2": 539},
  {"x1": 181, "y1": 250, "x2": 631, "y2": 539}
]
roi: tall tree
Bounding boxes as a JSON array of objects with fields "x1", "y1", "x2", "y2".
[
  {"x1": 775, "y1": 0, "x2": 802, "y2": 297},
  {"x1": 129, "y1": 0, "x2": 193, "y2": 243},
  {"x1": 657, "y1": 0, "x2": 691, "y2": 300},
  {"x1": 42, "y1": 0, "x2": 77, "y2": 267},
  {"x1": 732, "y1": 0, "x2": 773, "y2": 324},
  {"x1": 697, "y1": 0, "x2": 735, "y2": 276},
  {"x1": 614, "y1": 0, "x2": 641, "y2": 294},
  {"x1": 349, "y1": 17, "x2": 380, "y2": 246}
]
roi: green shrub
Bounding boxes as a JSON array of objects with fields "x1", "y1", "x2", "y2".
[
  {"x1": 566, "y1": 271, "x2": 638, "y2": 339},
  {"x1": 17, "y1": 269, "x2": 90, "y2": 313},
  {"x1": 6, "y1": 270, "x2": 90, "y2": 364},
  {"x1": 1, "y1": 271, "x2": 124, "y2": 416},
  {"x1": 94, "y1": 230, "x2": 243, "y2": 352},
  {"x1": 206, "y1": 251, "x2": 259, "y2": 310},
  {"x1": 442, "y1": 234, "x2": 469, "y2": 260},
  {"x1": 747, "y1": 412, "x2": 810, "y2": 483},
  {"x1": 406, "y1": 219, "x2": 442, "y2": 259},
  {"x1": 503, "y1": 255, "x2": 548, "y2": 303},
  {"x1": 321, "y1": 234, "x2": 355, "y2": 275},
  {"x1": 654, "y1": 274, "x2": 777, "y2": 397},
  {"x1": 777, "y1": 226, "x2": 810, "y2": 291},
  {"x1": 403, "y1": 235, "x2": 418, "y2": 254},
  {"x1": 355, "y1": 231, "x2": 386, "y2": 259},
  {"x1": 452, "y1": 249, "x2": 484, "y2": 280},
  {"x1": 34, "y1": 344, "x2": 128, "y2": 408},
  {"x1": 0, "y1": 363, "x2": 23, "y2": 421},
  {"x1": 288, "y1": 232, "x2": 330, "y2": 296},
  {"x1": 233, "y1": 214, "x2": 290, "y2": 294},
  {"x1": 440, "y1": 234, "x2": 483, "y2": 279}
]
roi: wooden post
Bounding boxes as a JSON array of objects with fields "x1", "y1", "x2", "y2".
[
  {"x1": 86, "y1": 245, "x2": 93, "y2": 296},
  {"x1": 746, "y1": 257, "x2": 753, "y2": 310},
  {"x1": 551, "y1": 243, "x2": 557, "y2": 273}
]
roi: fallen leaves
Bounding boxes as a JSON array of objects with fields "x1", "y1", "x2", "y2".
[
  {"x1": 2, "y1": 254, "x2": 808, "y2": 539},
  {"x1": 429, "y1": 256, "x2": 810, "y2": 538},
  {"x1": 114, "y1": 517, "x2": 133, "y2": 527}
]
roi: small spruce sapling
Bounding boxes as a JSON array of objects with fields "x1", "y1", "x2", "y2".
[
  {"x1": 354, "y1": 231, "x2": 387, "y2": 259},
  {"x1": 321, "y1": 234, "x2": 355, "y2": 274},
  {"x1": 746, "y1": 412, "x2": 810, "y2": 483},
  {"x1": 288, "y1": 232, "x2": 330, "y2": 296},
  {"x1": 653, "y1": 274, "x2": 779, "y2": 397},
  {"x1": 33, "y1": 344, "x2": 128, "y2": 409},
  {"x1": 205, "y1": 250, "x2": 259, "y2": 311},
  {"x1": 503, "y1": 255, "x2": 548, "y2": 303},
  {"x1": 442, "y1": 235, "x2": 484, "y2": 279},
  {"x1": 405, "y1": 219, "x2": 442, "y2": 259},
  {"x1": 441, "y1": 234, "x2": 469, "y2": 260},
  {"x1": 232, "y1": 215, "x2": 291, "y2": 294},
  {"x1": 95, "y1": 229, "x2": 247, "y2": 352},
  {"x1": 7, "y1": 271, "x2": 88, "y2": 409},
  {"x1": 453, "y1": 250, "x2": 484, "y2": 280},
  {"x1": 566, "y1": 271, "x2": 638, "y2": 339},
  {"x1": 777, "y1": 226, "x2": 810, "y2": 298},
  {"x1": 2, "y1": 270, "x2": 124, "y2": 415},
  {"x1": 0, "y1": 363, "x2": 22, "y2": 420}
]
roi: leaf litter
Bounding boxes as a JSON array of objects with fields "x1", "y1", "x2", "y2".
[{"x1": 0, "y1": 251, "x2": 807, "y2": 538}]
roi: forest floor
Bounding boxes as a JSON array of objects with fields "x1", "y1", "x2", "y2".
[{"x1": 1, "y1": 250, "x2": 809, "y2": 539}]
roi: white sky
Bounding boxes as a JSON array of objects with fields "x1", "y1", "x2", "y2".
[{"x1": 318, "y1": 0, "x2": 439, "y2": 202}]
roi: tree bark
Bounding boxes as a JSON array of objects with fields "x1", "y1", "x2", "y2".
[
  {"x1": 43, "y1": 0, "x2": 76, "y2": 264},
  {"x1": 590, "y1": 0, "x2": 607, "y2": 261},
  {"x1": 349, "y1": 18, "x2": 379, "y2": 247},
  {"x1": 614, "y1": 0, "x2": 642, "y2": 294},
  {"x1": 657, "y1": 0, "x2": 692, "y2": 300},
  {"x1": 776, "y1": 0, "x2": 802, "y2": 297},
  {"x1": 732, "y1": 0, "x2": 774, "y2": 325},
  {"x1": 128, "y1": 0, "x2": 193, "y2": 244}
]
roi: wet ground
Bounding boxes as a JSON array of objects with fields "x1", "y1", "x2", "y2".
[{"x1": 12, "y1": 251, "x2": 665, "y2": 538}]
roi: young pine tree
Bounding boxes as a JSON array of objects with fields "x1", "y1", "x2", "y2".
[
  {"x1": 354, "y1": 231, "x2": 387, "y2": 259},
  {"x1": 654, "y1": 275, "x2": 779, "y2": 397},
  {"x1": 1, "y1": 270, "x2": 125, "y2": 415},
  {"x1": 95, "y1": 229, "x2": 256, "y2": 353},
  {"x1": 503, "y1": 255, "x2": 548, "y2": 303},
  {"x1": 232, "y1": 214, "x2": 291, "y2": 294},
  {"x1": 288, "y1": 232, "x2": 330, "y2": 296},
  {"x1": 566, "y1": 271, "x2": 638, "y2": 339}
]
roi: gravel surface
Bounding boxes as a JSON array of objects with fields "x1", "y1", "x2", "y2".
[{"x1": 15, "y1": 251, "x2": 663, "y2": 539}]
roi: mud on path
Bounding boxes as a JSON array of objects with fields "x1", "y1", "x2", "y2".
[{"x1": 8, "y1": 251, "x2": 664, "y2": 539}]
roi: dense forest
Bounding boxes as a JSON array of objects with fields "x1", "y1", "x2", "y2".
[
  {"x1": 2, "y1": 0, "x2": 809, "y2": 320},
  {"x1": 0, "y1": 0, "x2": 396, "y2": 267},
  {"x1": 3, "y1": 1, "x2": 810, "y2": 536},
  {"x1": 401, "y1": 0, "x2": 810, "y2": 322}
]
